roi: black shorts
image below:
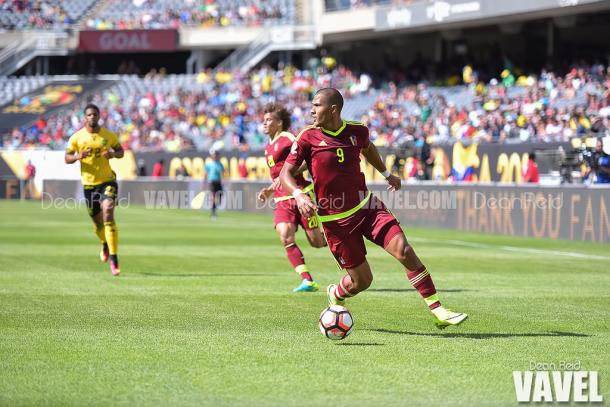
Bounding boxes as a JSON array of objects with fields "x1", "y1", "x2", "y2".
[
  {"x1": 84, "y1": 181, "x2": 118, "y2": 217},
  {"x1": 210, "y1": 181, "x2": 223, "y2": 194}
]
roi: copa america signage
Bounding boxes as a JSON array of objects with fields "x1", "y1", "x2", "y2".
[{"x1": 376, "y1": 0, "x2": 605, "y2": 31}]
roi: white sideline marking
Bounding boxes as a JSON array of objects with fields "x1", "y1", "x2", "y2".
[{"x1": 410, "y1": 237, "x2": 610, "y2": 261}]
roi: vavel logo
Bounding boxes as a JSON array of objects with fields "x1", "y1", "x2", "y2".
[{"x1": 513, "y1": 362, "x2": 603, "y2": 403}]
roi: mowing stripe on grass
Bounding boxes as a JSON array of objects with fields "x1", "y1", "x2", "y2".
[{"x1": 411, "y1": 237, "x2": 610, "y2": 261}]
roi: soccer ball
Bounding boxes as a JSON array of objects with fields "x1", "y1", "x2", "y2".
[{"x1": 319, "y1": 305, "x2": 354, "y2": 340}]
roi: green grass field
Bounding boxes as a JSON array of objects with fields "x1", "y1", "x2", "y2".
[{"x1": 0, "y1": 200, "x2": 608, "y2": 406}]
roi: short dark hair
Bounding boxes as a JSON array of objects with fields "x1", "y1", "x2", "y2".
[
  {"x1": 529, "y1": 152, "x2": 536, "y2": 161},
  {"x1": 263, "y1": 103, "x2": 291, "y2": 131},
  {"x1": 84, "y1": 103, "x2": 100, "y2": 114},
  {"x1": 315, "y1": 88, "x2": 344, "y2": 112}
]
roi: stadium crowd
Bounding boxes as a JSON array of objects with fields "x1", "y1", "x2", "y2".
[
  {"x1": 0, "y1": 0, "x2": 95, "y2": 30},
  {"x1": 86, "y1": 0, "x2": 294, "y2": 30},
  {"x1": 2, "y1": 63, "x2": 372, "y2": 152},
  {"x1": 2, "y1": 62, "x2": 609, "y2": 152},
  {"x1": 324, "y1": 0, "x2": 415, "y2": 12},
  {"x1": 364, "y1": 63, "x2": 610, "y2": 147},
  {"x1": 1, "y1": 0, "x2": 294, "y2": 30}
]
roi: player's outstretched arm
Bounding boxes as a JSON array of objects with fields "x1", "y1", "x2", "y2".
[
  {"x1": 361, "y1": 143, "x2": 401, "y2": 191},
  {"x1": 280, "y1": 162, "x2": 317, "y2": 218}
]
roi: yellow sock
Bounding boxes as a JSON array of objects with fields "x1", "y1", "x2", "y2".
[
  {"x1": 95, "y1": 224, "x2": 106, "y2": 243},
  {"x1": 104, "y1": 221, "x2": 118, "y2": 255}
]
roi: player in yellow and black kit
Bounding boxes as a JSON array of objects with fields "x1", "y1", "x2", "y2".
[{"x1": 65, "y1": 104, "x2": 124, "y2": 276}]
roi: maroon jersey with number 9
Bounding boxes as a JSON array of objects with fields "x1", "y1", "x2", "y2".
[{"x1": 286, "y1": 121, "x2": 370, "y2": 216}]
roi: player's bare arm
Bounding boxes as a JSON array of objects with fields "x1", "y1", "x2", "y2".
[
  {"x1": 294, "y1": 162, "x2": 308, "y2": 177},
  {"x1": 361, "y1": 143, "x2": 401, "y2": 191},
  {"x1": 280, "y1": 162, "x2": 317, "y2": 218},
  {"x1": 65, "y1": 147, "x2": 92, "y2": 164}
]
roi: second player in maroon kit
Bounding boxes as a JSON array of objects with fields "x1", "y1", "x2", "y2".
[
  {"x1": 264, "y1": 128, "x2": 312, "y2": 230},
  {"x1": 257, "y1": 103, "x2": 326, "y2": 292},
  {"x1": 280, "y1": 88, "x2": 468, "y2": 328}
]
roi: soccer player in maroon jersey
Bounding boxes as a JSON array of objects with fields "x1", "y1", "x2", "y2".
[
  {"x1": 257, "y1": 103, "x2": 327, "y2": 292},
  {"x1": 280, "y1": 88, "x2": 467, "y2": 328}
]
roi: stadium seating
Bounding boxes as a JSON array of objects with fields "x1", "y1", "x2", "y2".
[
  {"x1": 0, "y1": 75, "x2": 51, "y2": 105},
  {"x1": 0, "y1": 64, "x2": 371, "y2": 150},
  {"x1": 0, "y1": 0, "x2": 97, "y2": 30},
  {"x1": 1, "y1": 64, "x2": 608, "y2": 151},
  {"x1": 324, "y1": 0, "x2": 409, "y2": 12},
  {"x1": 86, "y1": 0, "x2": 296, "y2": 30},
  {"x1": 0, "y1": 0, "x2": 295, "y2": 30}
]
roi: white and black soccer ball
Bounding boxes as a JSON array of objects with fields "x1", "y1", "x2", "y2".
[{"x1": 319, "y1": 305, "x2": 354, "y2": 340}]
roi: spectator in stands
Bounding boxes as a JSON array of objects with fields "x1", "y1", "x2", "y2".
[
  {"x1": 175, "y1": 163, "x2": 188, "y2": 179},
  {"x1": 594, "y1": 138, "x2": 610, "y2": 184},
  {"x1": 522, "y1": 152, "x2": 540, "y2": 183},
  {"x1": 415, "y1": 160, "x2": 429, "y2": 181},
  {"x1": 137, "y1": 159, "x2": 147, "y2": 176},
  {"x1": 403, "y1": 153, "x2": 418, "y2": 181},
  {"x1": 84, "y1": 0, "x2": 294, "y2": 30},
  {"x1": 238, "y1": 155, "x2": 249, "y2": 178},
  {"x1": 88, "y1": 60, "x2": 98, "y2": 76},
  {"x1": 126, "y1": 61, "x2": 141, "y2": 75},
  {"x1": 152, "y1": 159, "x2": 164, "y2": 177},
  {"x1": 412, "y1": 131, "x2": 433, "y2": 179}
]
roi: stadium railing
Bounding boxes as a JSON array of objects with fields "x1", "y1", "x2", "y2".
[
  {"x1": 0, "y1": 32, "x2": 69, "y2": 76},
  {"x1": 216, "y1": 25, "x2": 317, "y2": 72}
]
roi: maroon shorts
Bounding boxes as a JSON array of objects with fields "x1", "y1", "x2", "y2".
[
  {"x1": 274, "y1": 199, "x2": 319, "y2": 230},
  {"x1": 321, "y1": 195, "x2": 403, "y2": 269}
]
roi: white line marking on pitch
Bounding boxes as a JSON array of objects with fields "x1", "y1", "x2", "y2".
[{"x1": 410, "y1": 237, "x2": 610, "y2": 261}]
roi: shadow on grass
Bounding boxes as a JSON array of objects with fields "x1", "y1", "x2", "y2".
[
  {"x1": 369, "y1": 329, "x2": 590, "y2": 339},
  {"x1": 336, "y1": 342, "x2": 384, "y2": 346},
  {"x1": 138, "y1": 272, "x2": 275, "y2": 278},
  {"x1": 368, "y1": 288, "x2": 471, "y2": 293}
]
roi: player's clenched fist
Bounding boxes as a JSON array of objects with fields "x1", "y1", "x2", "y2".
[
  {"x1": 386, "y1": 174, "x2": 401, "y2": 191},
  {"x1": 102, "y1": 148, "x2": 115, "y2": 159},
  {"x1": 257, "y1": 187, "x2": 272, "y2": 202},
  {"x1": 295, "y1": 193, "x2": 317, "y2": 218},
  {"x1": 80, "y1": 147, "x2": 92, "y2": 159}
]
